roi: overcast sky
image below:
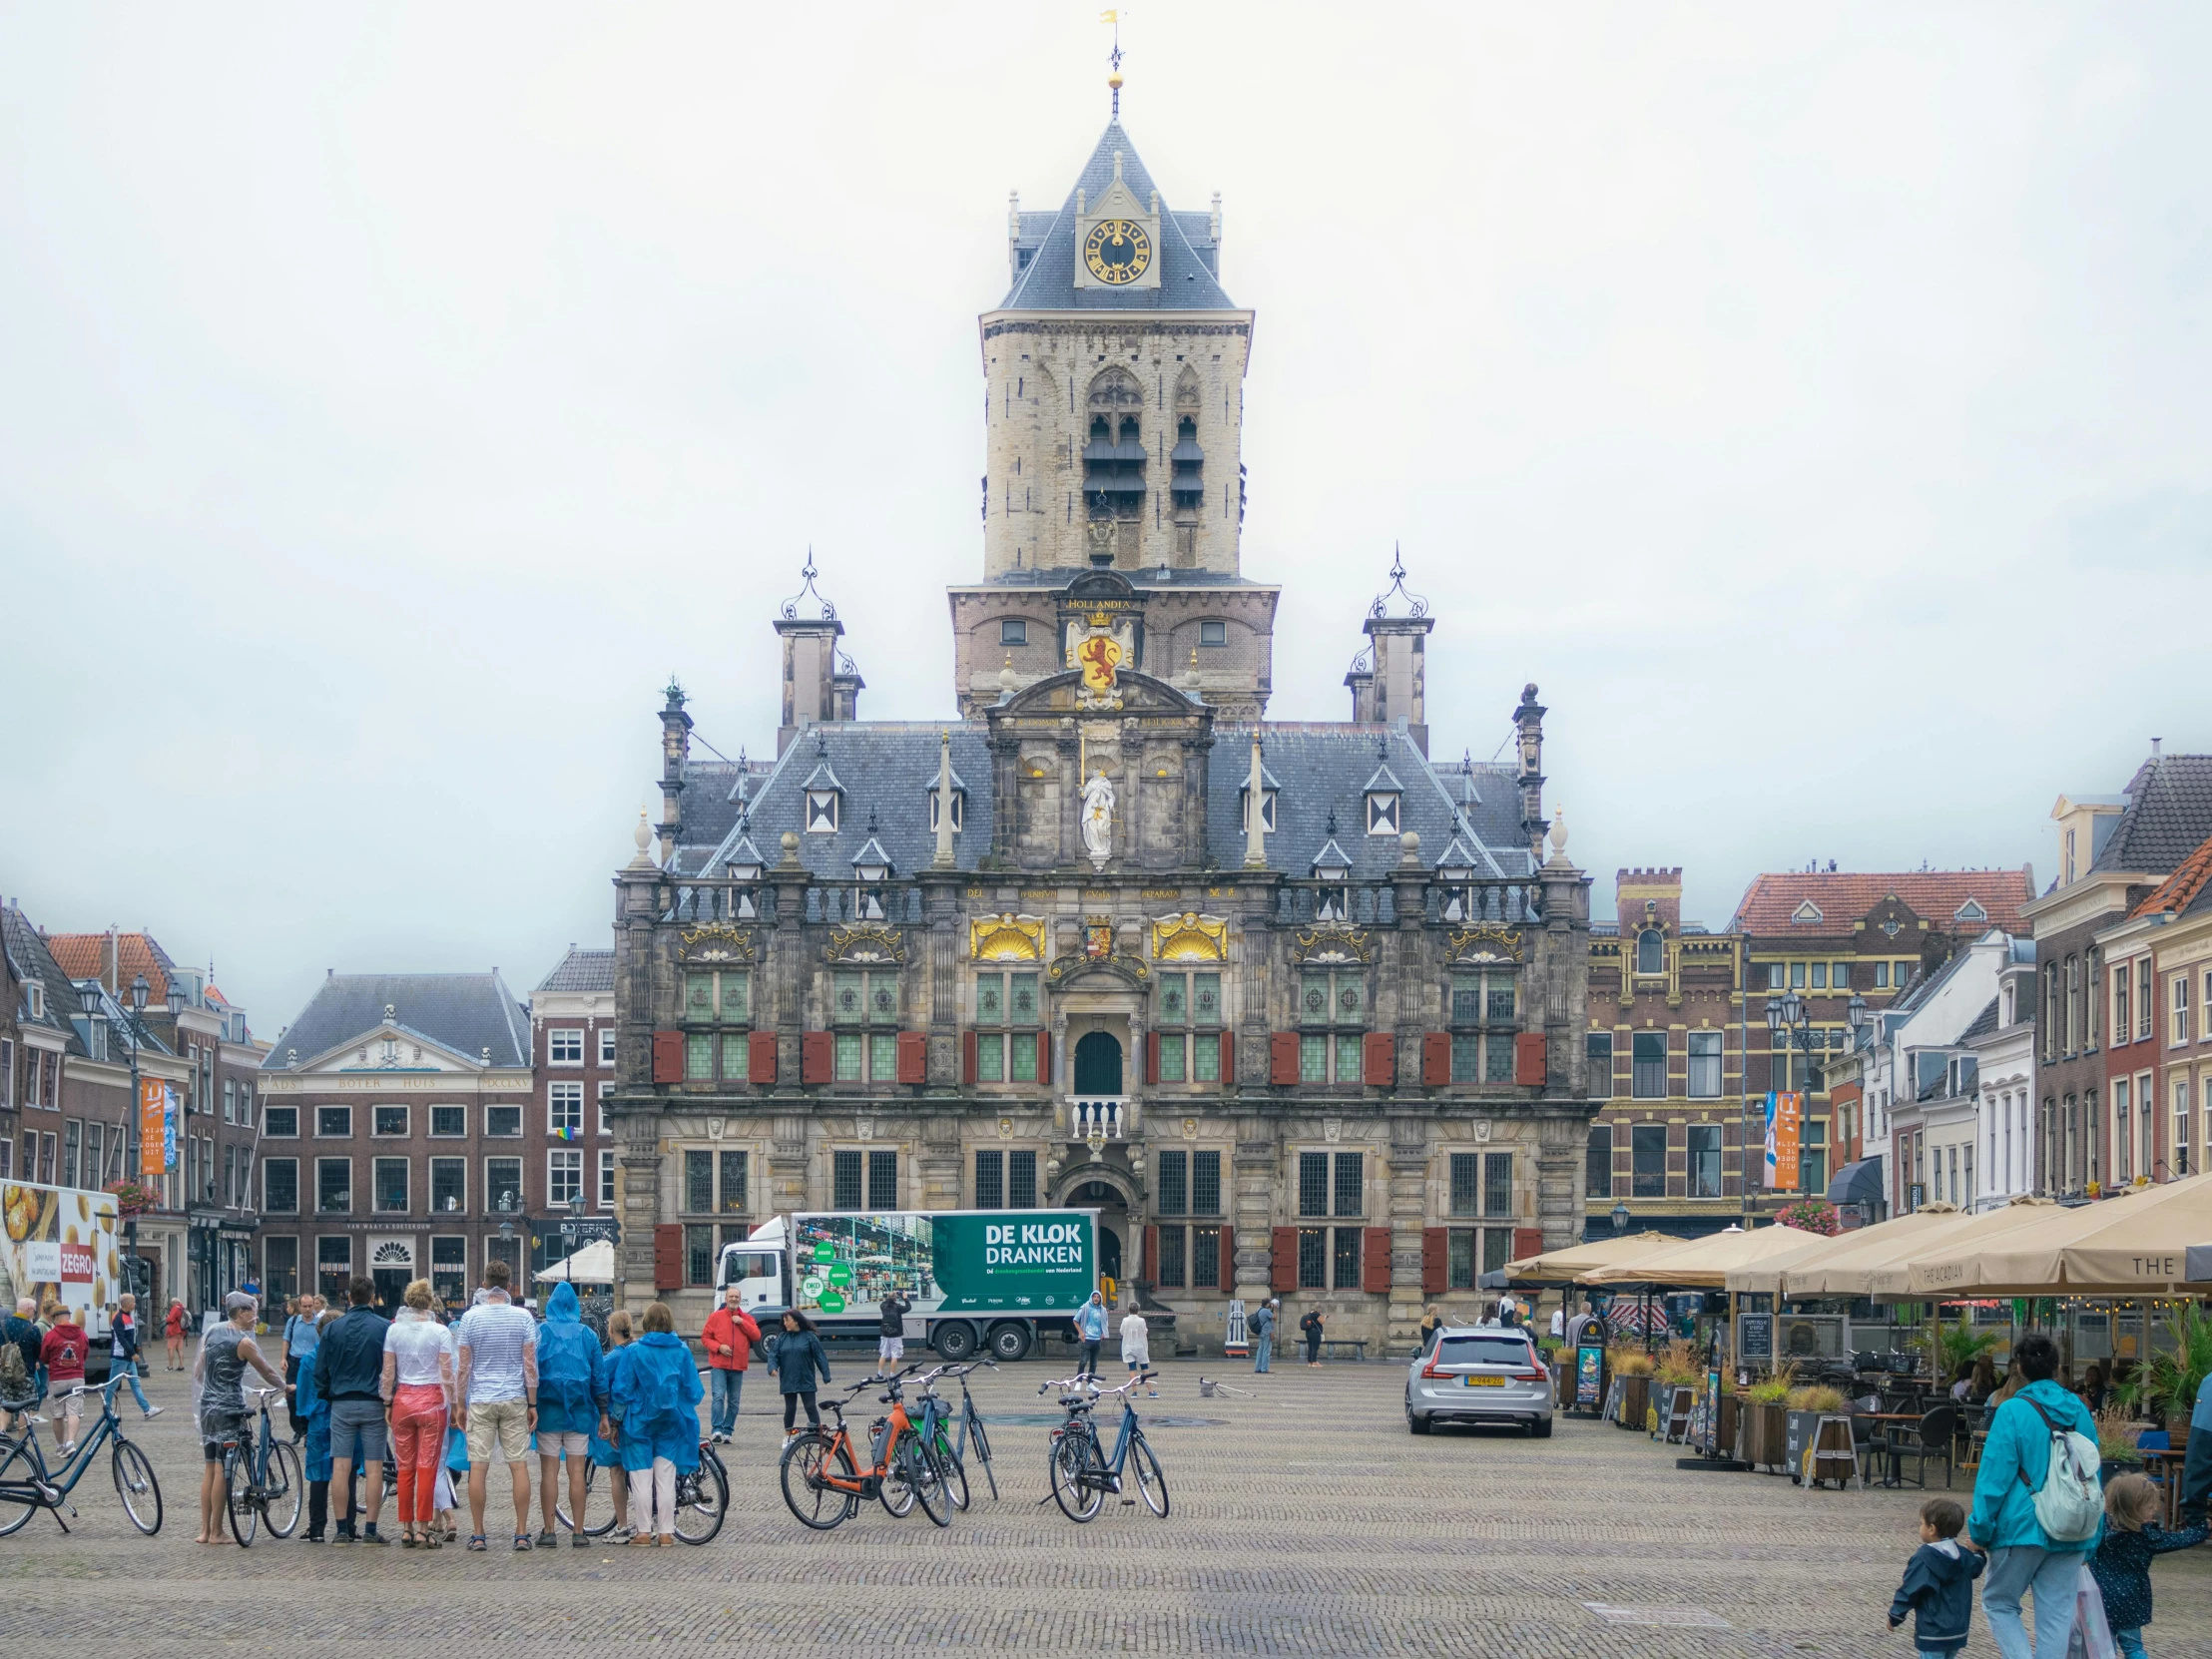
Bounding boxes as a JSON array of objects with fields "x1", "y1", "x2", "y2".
[{"x1": 4, "y1": 4, "x2": 2209, "y2": 1038}]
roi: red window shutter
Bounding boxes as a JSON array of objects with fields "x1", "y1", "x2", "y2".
[
  {"x1": 801, "y1": 1031, "x2": 833, "y2": 1086},
  {"x1": 1144, "y1": 1030, "x2": 1161, "y2": 1085},
  {"x1": 652, "y1": 1223, "x2": 684, "y2": 1292},
  {"x1": 1269, "y1": 1032, "x2": 1300, "y2": 1086},
  {"x1": 1514, "y1": 1031, "x2": 1548, "y2": 1087},
  {"x1": 1512, "y1": 1227, "x2": 1545, "y2": 1264},
  {"x1": 1421, "y1": 1226, "x2": 1446, "y2": 1295},
  {"x1": 1035, "y1": 1029, "x2": 1051, "y2": 1085},
  {"x1": 896, "y1": 1030, "x2": 928, "y2": 1085},
  {"x1": 1218, "y1": 1030, "x2": 1234, "y2": 1088},
  {"x1": 1362, "y1": 1226, "x2": 1392, "y2": 1294},
  {"x1": 1421, "y1": 1032, "x2": 1451, "y2": 1087},
  {"x1": 747, "y1": 1030, "x2": 779, "y2": 1085},
  {"x1": 1143, "y1": 1225, "x2": 1158, "y2": 1285},
  {"x1": 1269, "y1": 1225, "x2": 1299, "y2": 1292},
  {"x1": 1363, "y1": 1031, "x2": 1395, "y2": 1088},
  {"x1": 961, "y1": 1030, "x2": 978, "y2": 1085},
  {"x1": 651, "y1": 1030, "x2": 684, "y2": 1084},
  {"x1": 1218, "y1": 1225, "x2": 1235, "y2": 1292}
]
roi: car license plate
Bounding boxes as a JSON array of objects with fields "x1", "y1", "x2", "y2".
[{"x1": 1463, "y1": 1375, "x2": 1504, "y2": 1387}]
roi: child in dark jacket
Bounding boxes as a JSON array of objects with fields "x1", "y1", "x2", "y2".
[
  {"x1": 2090, "y1": 1472, "x2": 2208, "y2": 1658},
  {"x1": 1888, "y1": 1497, "x2": 1985, "y2": 1658}
]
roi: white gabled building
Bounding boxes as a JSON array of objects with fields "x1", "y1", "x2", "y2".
[{"x1": 1964, "y1": 941, "x2": 2038, "y2": 1208}]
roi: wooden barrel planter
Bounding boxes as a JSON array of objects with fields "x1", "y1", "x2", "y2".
[
  {"x1": 1617, "y1": 1375, "x2": 1652, "y2": 1430},
  {"x1": 1739, "y1": 1399, "x2": 1788, "y2": 1469},
  {"x1": 1717, "y1": 1393, "x2": 1739, "y2": 1453}
]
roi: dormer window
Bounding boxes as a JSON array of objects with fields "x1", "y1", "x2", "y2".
[
  {"x1": 807, "y1": 791, "x2": 839, "y2": 832},
  {"x1": 1791, "y1": 899, "x2": 1823, "y2": 924},
  {"x1": 1954, "y1": 898, "x2": 1987, "y2": 924},
  {"x1": 27, "y1": 982, "x2": 43, "y2": 1020},
  {"x1": 1635, "y1": 928, "x2": 1665, "y2": 975},
  {"x1": 851, "y1": 835, "x2": 893, "y2": 921},
  {"x1": 927, "y1": 792, "x2": 964, "y2": 833},
  {"x1": 1315, "y1": 885, "x2": 1349, "y2": 922},
  {"x1": 1240, "y1": 772, "x2": 1279, "y2": 833},
  {"x1": 1366, "y1": 794, "x2": 1399, "y2": 835}
]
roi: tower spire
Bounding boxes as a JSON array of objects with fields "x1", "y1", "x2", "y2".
[{"x1": 1103, "y1": 10, "x2": 1123, "y2": 118}]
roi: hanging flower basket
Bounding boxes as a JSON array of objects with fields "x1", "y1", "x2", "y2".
[
  {"x1": 104, "y1": 1179, "x2": 154, "y2": 1218},
  {"x1": 1776, "y1": 1199, "x2": 1841, "y2": 1236}
]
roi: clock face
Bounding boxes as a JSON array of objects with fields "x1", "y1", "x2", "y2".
[{"x1": 1083, "y1": 219, "x2": 1152, "y2": 285}]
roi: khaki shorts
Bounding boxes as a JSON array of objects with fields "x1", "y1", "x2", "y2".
[
  {"x1": 464, "y1": 1396, "x2": 532, "y2": 1464},
  {"x1": 538, "y1": 1430, "x2": 588, "y2": 1458}
]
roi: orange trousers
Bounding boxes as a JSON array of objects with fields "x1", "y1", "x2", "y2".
[{"x1": 389, "y1": 1385, "x2": 447, "y2": 1527}]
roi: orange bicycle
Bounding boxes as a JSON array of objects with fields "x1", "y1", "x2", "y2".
[{"x1": 779, "y1": 1364, "x2": 952, "y2": 1530}]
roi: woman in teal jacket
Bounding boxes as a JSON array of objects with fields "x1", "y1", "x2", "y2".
[
  {"x1": 1967, "y1": 1334, "x2": 2102, "y2": 1659},
  {"x1": 607, "y1": 1302, "x2": 704, "y2": 1546}
]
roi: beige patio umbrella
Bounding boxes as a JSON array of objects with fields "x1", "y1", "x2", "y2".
[
  {"x1": 1505, "y1": 1230, "x2": 1676, "y2": 1283},
  {"x1": 1581, "y1": 1223, "x2": 1824, "y2": 1290},
  {"x1": 1903, "y1": 1173, "x2": 2212, "y2": 1297},
  {"x1": 1858, "y1": 1197, "x2": 2065, "y2": 1299},
  {"x1": 1724, "y1": 1204, "x2": 1959, "y2": 1300}
]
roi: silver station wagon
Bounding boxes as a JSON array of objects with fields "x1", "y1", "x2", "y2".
[{"x1": 1405, "y1": 1326, "x2": 1554, "y2": 1436}]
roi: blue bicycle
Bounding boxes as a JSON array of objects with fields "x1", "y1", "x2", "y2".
[
  {"x1": 1039, "y1": 1371, "x2": 1166, "y2": 1522},
  {"x1": 0, "y1": 1375, "x2": 164, "y2": 1536},
  {"x1": 222, "y1": 1383, "x2": 302, "y2": 1545}
]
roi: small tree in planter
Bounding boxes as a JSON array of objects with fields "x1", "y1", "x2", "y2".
[
  {"x1": 1739, "y1": 1366, "x2": 1795, "y2": 1469},
  {"x1": 1609, "y1": 1345, "x2": 1655, "y2": 1430}
]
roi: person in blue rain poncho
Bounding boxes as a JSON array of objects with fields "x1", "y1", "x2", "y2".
[
  {"x1": 607, "y1": 1301, "x2": 703, "y2": 1546},
  {"x1": 532, "y1": 1283, "x2": 611, "y2": 1550},
  {"x1": 295, "y1": 1309, "x2": 334, "y2": 1541}
]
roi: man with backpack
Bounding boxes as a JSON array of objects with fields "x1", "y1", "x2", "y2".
[{"x1": 1968, "y1": 1333, "x2": 2103, "y2": 1659}]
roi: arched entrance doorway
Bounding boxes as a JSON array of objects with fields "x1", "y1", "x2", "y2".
[
  {"x1": 1073, "y1": 1031, "x2": 1123, "y2": 1094},
  {"x1": 1067, "y1": 1177, "x2": 1130, "y2": 1289}
]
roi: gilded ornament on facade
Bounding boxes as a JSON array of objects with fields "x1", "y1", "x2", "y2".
[
  {"x1": 1150, "y1": 911, "x2": 1228, "y2": 963},
  {"x1": 1291, "y1": 924, "x2": 1372, "y2": 964},
  {"x1": 680, "y1": 923, "x2": 756, "y2": 963},
  {"x1": 1446, "y1": 924, "x2": 1524, "y2": 963},
  {"x1": 970, "y1": 912, "x2": 1047, "y2": 963},
  {"x1": 827, "y1": 923, "x2": 905, "y2": 964},
  {"x1": 1082, "y1": 917, "x2": 1114, "y2": 959}
]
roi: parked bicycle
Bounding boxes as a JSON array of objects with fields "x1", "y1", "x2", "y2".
[
  {"x1": 921, "y1": 1359, "x2": 997, "y2": 1503},
  {"x1": 1040, "y1": 1371, "x2": 1167, "y2": 1522},
  {"x1": 779, "y1": 1364, "x2": 951, "y2": 1530},
  {"x1": 553, "y1": 1441, "x2": 728, "y2": 1545},
  {"x1": 0, "y1": 1375, "x2": 163, "y2": 1537},
  {"x1": 221, "y1": 1383, "x2": 302, "y2": 1545}
]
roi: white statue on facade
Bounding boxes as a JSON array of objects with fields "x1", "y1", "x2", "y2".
[{"x1": 1080, "y1": 769, "x2": 1115, "y2": 865}]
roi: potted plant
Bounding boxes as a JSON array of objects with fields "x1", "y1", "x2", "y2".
[
  {"x1": 1740, "y1": 1367, "x2": 1794, "y2": 1468},
  {"x1": 1713, "y1": 1368, "x2": 1740, "y2": 1452},
  {"x1": 2094, "y1": 1410, "x2": 2145, "y2": 1486},
  {"x1": 2113, "y1": 1305, "x2": 2212, "y2": 1441},
  {"x1": 1785, "y1": 1383, "x2": 1853, "y2": 1484},
  {"x1": 1609, "y1": 1345, "x2": 1655, "y2": 1430},
  {"x1": 1652, "y1": 1341, "x2": 1703, "y2": 1440}
]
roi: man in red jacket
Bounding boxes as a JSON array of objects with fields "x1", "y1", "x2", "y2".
[{"x1": 701, "y1": 1286, "x2": 761, "y2": 1443}]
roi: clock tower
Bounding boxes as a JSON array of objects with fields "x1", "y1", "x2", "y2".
[{"x1": 950, "y1": 109, "x2": 1277, "y2": 720}]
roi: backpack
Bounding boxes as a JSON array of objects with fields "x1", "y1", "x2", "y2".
[
  {"x1": 2018, "y1": 1396, "x2": 2103, "y2": 1543},
  {"x1": 0, "y1": 1336, "x2": 29, "y2": 1403}
]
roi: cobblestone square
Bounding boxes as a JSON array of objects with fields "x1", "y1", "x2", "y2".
[{"x1": 2, "y1": 1359, "x2": 2205, "y2": 1658}]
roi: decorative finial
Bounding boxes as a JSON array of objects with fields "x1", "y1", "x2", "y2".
[
  {"x1": 1103, "y1": 8, "x2": 1123, "y2": 117},
  {"x1": 779, "y1": 549, "x2": 836, "y2": 621},
  {"x1": 628, "y1": 809, "x2": 655, "y2": 869},
  {"x1": 1547, "y1": 805, "x2": 1570, "y2": 866},
  {"x1": 663, "y1": 676, "x2": 687, "y2": 710},
  {"x1": 1370, "y1": 544, "x2": 1430, "y2": 619}
]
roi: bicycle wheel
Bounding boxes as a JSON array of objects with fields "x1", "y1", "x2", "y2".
[
  {"x1": 904, "y1": 1436, "x2": 950, "y2": 1528},
  {"x1": 224, "y1": 1449, "x2": 258, "y2": 1547},
  {"x1": 877, "y1": 1429, "x2": 917, "y2": 1519},
  {"x1": 1128, "y1": 1432, "x2": 1169, "y2": 1518},
  {"x1": 557, "y1": 1458, "x2": 619, "y2": 1537},
  {"x1": 930, "y1": 1427, "x2": 969, "y2": 1511},
  {"x1": 673, "y1": 1447, "x2": 727, "y2": 1545},
  {"x1": 264, "y1": 1439, "x2": 303, "y2": 1537},
  {"x1": 0, "y1": 1435, "x2": 44, "y2": 1538},
  {"x1": 1048, "y1": 1428, "x2": 1102, "y2": 1522},
  {"x1": 964, "y1": 1402, "x2": 996, "y2": 1500},
  {"x1": 780, "y1": 1430, "x2": 856, "y2": 1531},
  {"x1": 111, "y1": 1438, "x2": 163, "y2": 1535}
]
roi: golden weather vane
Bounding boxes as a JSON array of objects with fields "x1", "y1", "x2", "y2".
[{"x1": 1101, "y1": 9, "x2": 1124, "y2": 118}]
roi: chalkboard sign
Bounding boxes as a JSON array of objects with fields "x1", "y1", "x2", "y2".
[
  {"x1": 1601, "y1": 1377, "x2": 1624, "y2": 1424},
  {"x1": 1740, "y1": 1313, "x2": 1774, "y2": 1363}
]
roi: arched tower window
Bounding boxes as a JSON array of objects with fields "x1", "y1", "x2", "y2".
[
  {"x1": 1635, "y1": 927, "x2": 1665, "y2": 975},
  {"x1": 1082, "y1": 369, "x2": 1147, "y2": 530}
]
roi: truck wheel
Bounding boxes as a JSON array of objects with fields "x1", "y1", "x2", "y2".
[
  {"x1": 933, "y1": 1322, "x2": 979, "y2": 1362},
  {"x1": 986, "y1": 1322, "x2": 1031, "y2": 1363}
]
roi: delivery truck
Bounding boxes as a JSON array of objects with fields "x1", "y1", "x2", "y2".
[
  {"x1": 716, "y1": 1208, "x2": 1098, "y2": 1363},
  {"x1": 1, "y1": 1177, "x2": 122, "y2": 1379}
]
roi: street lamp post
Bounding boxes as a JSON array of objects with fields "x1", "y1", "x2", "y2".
[{"x1": 1762, "y1": 990, "x2": 1868, "y2": 1213}]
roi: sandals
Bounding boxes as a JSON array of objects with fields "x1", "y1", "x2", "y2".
[
  {"x1": 467, "y1": 1535, "x2": 488, "y2": 1552},
  {"x1": 421, "y1": 1530, "x2": 441, "y2": 1550}
]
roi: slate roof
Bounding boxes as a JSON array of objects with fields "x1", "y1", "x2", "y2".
[
  {"x1": 1957, "y1": 996, "x2": 2002, "y2": 1044},
  {"x1": 534, "y1": 948, "x2": 615, "y2": 995},
  {"x1": 962, "y1": 567, "x2": 1273, "y2": 590},
  {"x1": 2094, "y1": 756, "x2": 2212, "y2": 880},
  {"x1": 1729, "y1": 869, "x2": 2037, "y2": 936},
  {"x1": 2, "y1": 902, "x2": 87, "y2": 1052},
  {"x1": 999, "y1": 122, "x2": 1238, "y2": 313},
  {"x1": 44, "y1": 930, "x2": 182, "y2": 1003},
  {"x1": 264, "y1": 972, "x2": 529, "y2": 1072}
]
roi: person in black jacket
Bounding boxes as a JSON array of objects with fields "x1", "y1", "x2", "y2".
[
  {"x1": 1300, "y1": 1308, "x2": 1325, "y2": 1368},
  {"x1": 312, "y1": 1278, "x2": 393, "y2": 1543},
  {"x1": 772, "y1": 1311, "x2": 832, "y2": 1438},
  {"x1": 875, "y1": 1290, "x2": 911, "y2": 1379},
  {"x1": 1888, "y1": 1497, "x2": 1985, "y2": 1658},
  {"x1": 2090, "y1": 1472, "x2": 2208, "y2": 1654}
]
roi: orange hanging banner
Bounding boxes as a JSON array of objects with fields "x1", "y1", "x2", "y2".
[
  {"x1": 139, "y1": 1078, "x2": 167, "y2": 1177},
  {"x1": 1773, "y1": 1090, "x2": 1803, "y2": 1192}
]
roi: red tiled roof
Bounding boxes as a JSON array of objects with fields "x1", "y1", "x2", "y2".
[
  {"x1": 43, "y1": 931, "x2": 175, "y2": 1001},
  {"x1": 2128, "y1": 830, "x2": 2212, "y2": 920},
  {"x1": 1729, "y1": 868, "x2": 2037, "y2": 936}
]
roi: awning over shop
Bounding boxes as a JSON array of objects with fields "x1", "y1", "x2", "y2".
[
  {"x1": 534, "y1": 1240, "x2": 616, "y2": 1284},
  {"x1": 1581, "y1": 1223, "x2": 1820, "y2": 1290},
  {"x1": 1827, "y1": 1158, "x2": 1885, "y2": 1210},
  {"x1": 1789, "y1": 1198, "x2": 2060, "y2": 1300},
  {"x1": 1505, "y1": 1230, "x2": 1676, "y2": 1284},
  {"x1": 1902, "y1": 1172, "x2": 2212, "y2": 1297},
  {"x1": 1724, "y1": 1205, "x2": 1958, "y2": 1300}
]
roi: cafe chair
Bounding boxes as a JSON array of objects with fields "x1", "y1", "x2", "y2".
[{"x1": 1881, "y1": 1403, "x2": 1957, "y2": 1490}]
